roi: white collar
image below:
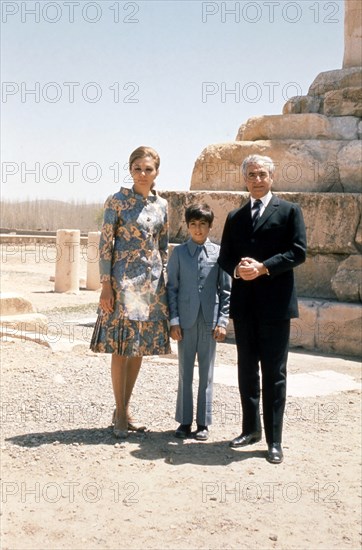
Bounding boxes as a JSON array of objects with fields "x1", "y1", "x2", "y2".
[{"x1": 251, "y1": 191, "x2": 273, "y2": 208}]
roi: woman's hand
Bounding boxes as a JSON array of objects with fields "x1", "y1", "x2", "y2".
[{"x1": 99, "y1": 282, "x2": 114, "y2": 313}]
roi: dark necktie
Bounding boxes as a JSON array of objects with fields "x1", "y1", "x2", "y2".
[{"x1": 251, "y1": 199, "x2": 262, "y2": 229}]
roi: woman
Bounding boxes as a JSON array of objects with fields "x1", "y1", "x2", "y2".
[{"x1": 90, "y1": 146, "x2": 170, "y2": 438}]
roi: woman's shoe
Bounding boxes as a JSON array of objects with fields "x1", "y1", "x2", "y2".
[
  {"x1": 112, "y1": 409, "x2": 146, "y2": 432},
  {"x1": 113, "y1": 427, "x2": 128, "y2": 439},
  {"x1": 113, "y1": 419, "x2": 128, "y2": 439},
  {"x1": 112, "y1": 410, "x2": 128, "y2": 439},
  {"x1": 127, "y1": 420, "x2": 146, "y2": 432}
]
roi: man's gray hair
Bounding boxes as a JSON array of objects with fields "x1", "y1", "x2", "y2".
[{"x1": 242, "y1": 155, "x2": 275, "y2": 178}]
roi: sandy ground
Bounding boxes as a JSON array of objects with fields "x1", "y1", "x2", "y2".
[{"x1": 1, "y1": 245, "x2": 361, "y2": 550}]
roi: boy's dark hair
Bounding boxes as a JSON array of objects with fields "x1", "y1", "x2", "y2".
[{"x1": 185, "y1": 203, "x2": 214, "y2": 225}]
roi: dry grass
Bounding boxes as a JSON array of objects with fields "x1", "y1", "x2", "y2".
[{"x1": 1, "y1": 199, "x2": 103, "y2": 233}]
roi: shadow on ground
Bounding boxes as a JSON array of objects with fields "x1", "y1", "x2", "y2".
[{"x1": 7, "y1": 428, "x2": 267, "y2": 465}]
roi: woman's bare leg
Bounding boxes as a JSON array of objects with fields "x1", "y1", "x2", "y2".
[
  {"x1": 111, "y1": 354, "x2": 128, "y2": 431},
  {"x1": 111, "y1": 355, "x2": 143, "y2": 433},
  {"x1": 125, "y1": 357, "x2": 144, "y2": 429}
]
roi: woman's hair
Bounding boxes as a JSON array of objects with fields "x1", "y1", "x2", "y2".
[
  {"x1": 185, "y1": 203, "x2": 214, "y2": 225},
  {"x1": 129, "y1": 146, "x2": 160, "y2": 170}
]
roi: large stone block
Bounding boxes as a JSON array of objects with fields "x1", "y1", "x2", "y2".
[
  {"x1": 338, "y1": 141, "x2": 362, "y2": 192},
  {"x1": 331, "y1": 255, "x2": 362, "y2": 302},
  {"x1": 0, "y1": 293, "x2": 35, "y2": 316},
  {"x1": 237, "y1": 114, "x2": 359, "y2": 141},
  {"x1": 296, "y1": 193, "x2": 361, "y2": 254},
  {"x1": 317, "y1": 301, "x2": 362, "y2": 356},
  {"x1": 296, "y1": 255, "x2": 341, "y2": 300},
  {"x1": 190, "y1": 142, "x2": 245, "y2": 191},
  {"x1": 323, "y1": 87, "x2": 362, "y2": 117},
  {"x1": 290, "y1": 300, "x2": 318, "y2": 351},
  {"x1": 358, "y1": 120, "x2": 362, "y2": 140},
  {"x1": 165, "y1": 192, "x2": 361, "y2": 255},
  {"x1": 160, "y1": 191, "x2": 244, "y2": 243},
  {"x1": 0, "y1": 313, "x2": 48, "y2": 333},
  {"x1": 291, "y1": 299, "x2": 362, "y2": 357},
  {"x1": 296, "y1": 252, "x2": 362, "y2": 304},
  {"x1": 282, "y1": 95, "x2": 321, "y2": 115},
  {"x1": 230, "y1": 298, "x2": 361, "y2": 357},
  {"x1": 356, "y1": 216, "x2": 362, "y2": 250},
  {"x1": 308, "y1": 67, "x2": 362, "y2": 97},
  {"x1": 190, "y1": 140, "x2": 347, "y2": 192}
]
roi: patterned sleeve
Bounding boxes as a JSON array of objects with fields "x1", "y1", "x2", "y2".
[
  {"x1": 217, "y1": 265, "x2": 232, "y2": 328},
  {"x1": 99, "y1": 195, "x2": 118, "y2": 282},
  {"x1": 158, "y1": 199, "x2": 169, "y2": 269},
  {"x1": 166, "y1": 245, "x2": 180, "y2": 323}
]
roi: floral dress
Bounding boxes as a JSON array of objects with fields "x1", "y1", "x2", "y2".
[{"x1": 90, "y1": 187, "x2": 171, "y2": 356}]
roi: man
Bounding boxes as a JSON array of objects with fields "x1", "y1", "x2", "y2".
[{"x1": 218, "y1": 154, "x2": 307, "y2": 463}]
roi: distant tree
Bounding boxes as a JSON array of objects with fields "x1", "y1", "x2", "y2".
[{"x1": 0, "y1": 199, "x2": 103, "y2": 232}]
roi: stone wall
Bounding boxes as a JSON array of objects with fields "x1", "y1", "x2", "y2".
[
  {"x1": 161, "y1": 191, "x2": 362, "y2": 304},
  {"x1": 162, "y1": 190, "x2": 362, "y2": 358}
]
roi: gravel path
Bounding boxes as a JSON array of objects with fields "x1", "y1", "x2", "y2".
[{"x1": 1, "y1": 246, "x2": 361, "y2": 549}]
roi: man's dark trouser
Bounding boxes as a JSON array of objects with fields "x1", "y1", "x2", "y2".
[{"x1": 233, "y1": 316, "x2": 290, "y2": 444}]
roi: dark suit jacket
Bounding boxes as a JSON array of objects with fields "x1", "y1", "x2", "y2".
[{"x1": 218, "y1": 195, "x2": 307, "y2": 321}]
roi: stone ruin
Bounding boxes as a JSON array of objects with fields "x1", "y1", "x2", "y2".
[
  {"x1": 162, "y1": 0, "x2": 362, "y2": 357},
  {"x1": 1, "y1": 1, "x2": 360, "y2": 358}
]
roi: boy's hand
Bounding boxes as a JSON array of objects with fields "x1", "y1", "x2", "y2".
[
  {"x1": 213, "y1": 325, "x2": 226, "y2": 342},
  {"x1": 170, "y1": 325, "x2": 183, "y2": 341}
]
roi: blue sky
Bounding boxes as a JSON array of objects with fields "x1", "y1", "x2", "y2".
[{"x1": 1, "y1": 0, "x2": 344, "y2": 202}]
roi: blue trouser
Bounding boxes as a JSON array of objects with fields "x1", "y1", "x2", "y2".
[{"x1": 176, "y1": 309, "x2": 216, "y2": 426}]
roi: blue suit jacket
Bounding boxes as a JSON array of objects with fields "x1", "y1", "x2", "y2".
[{"x1": 167, "y1": 238, "x2": 231, "y2": 330}]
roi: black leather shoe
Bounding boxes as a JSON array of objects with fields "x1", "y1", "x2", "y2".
[
  {"x1": 175, "y1": 424, "x2": 191, "y2": 439},
  {"x1": 195, "y1": 425, "x2": 209, "y2": 441},
  {"x1": 266, "y1": 443, "x2": 283, "y2": 464},
  {"x1": 229, "y1": 431, "x2": 262, "y2": 448}
]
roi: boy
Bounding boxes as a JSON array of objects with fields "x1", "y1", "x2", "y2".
[{"x1": 167, "y1": 203, "x2": 231, "y2": 440}]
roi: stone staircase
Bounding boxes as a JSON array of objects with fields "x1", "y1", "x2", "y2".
[
  {"x1": 191, "y1": 67, "x2": 361, "y2": 194},
  {"x1": 162, "y1": 58, "x2": 362, "y2": 358}
]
